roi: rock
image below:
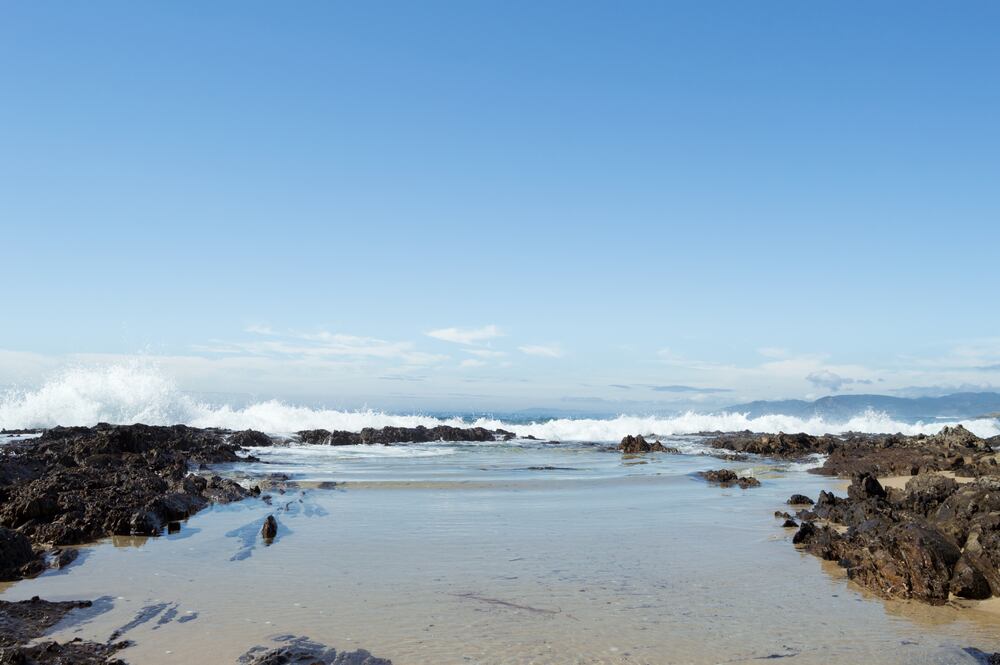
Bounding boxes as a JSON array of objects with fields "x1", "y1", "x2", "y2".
[
  {"x1": 787, "y1": 494, "x2": 814, "y2": 506},
  {"x1": 0, "y1": 596, "x2": 128, "y2": 664},
  {"x1": 618, "y1": 435, "x2": 674, "y2": 454},
  {"x1": 239, "y1": 635, "x2": 392, "y2": 665},
  {"x1": 230, "y1": 430, "x2": 275, "y2": 447},
  {"x1": 776, "y1": 426, "x2": 1000, "y2": 604},
  {"x1": 699, "y1": 469, "x2": 760, "y2": 489},
  {"x1": 899, "y1": 473, "x2": 959, "y2": 514},
  {"x1": 845, "y1": 523, "x2": 961, "y2": 604},
  {"x1": 0, "y1": 424, "x2": 258, "y2": 581},
  {"x1": 782, "y1": 519, "x2": 798, "y2": 528},
  {"x1": 816, "y1": 427, "x2": 993, "y2": 478},
  {"x1": 847, "y1": 473, "x2": 887, "y2": 501},
  {"x1": 0, "y1": 528, "x2": 35, "y2": 581},
  {"x1": 792, "y1": 521, "x2": 816, "y2": 545},
  {"x1": 706, "y1": 431, "x2": 838, "y2": 459},
  {"x1": 950, "y1": 556, "x2": 993, "y2": 600},
  {"x1": 297, "y1": 426, "x2": 515, "y2": 446},
  {"x1": 54, "y1": 548, "x2": 79, "y2": 569},
  {"x1": 261, "y1": 515, "x2": 278, "y2": 540}
]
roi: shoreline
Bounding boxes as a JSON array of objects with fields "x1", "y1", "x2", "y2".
[{"x1": 1, "y1": 423, "x2": 999, "y2": 663}]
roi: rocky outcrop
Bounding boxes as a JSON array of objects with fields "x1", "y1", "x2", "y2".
[
  {"x1": 706, "y1": 431, "x2": 838, "y2": 459},
  {"x1": 791, "y1": 473, "x2": 1000, "y2": 604},
  {"x1": 0, "y1": 424, "x2": 261, "y2": 580},
  {"x1": 618, "y1": 435, "x2": 678, "y2": 454},
  {"x1": 296, "y1": 425, "x2": 515, "y2": 446},
  {"x1": 815, "y1": 425, "x2": 996, "y2": 478},
  {"x1": 706, "y1": 425, "x2": 998, "y2": 479},
  {"x1": 0, "y1": 528, "x2": 35, "y2": 581},
  {"x1": 698, "y1": 469, "x2": 760, "y2": 489},
  {"x1": 0, "y1": 596, "x2": 128, "y2": 664},
  {"x1": 229, "y1": 430, "x2": 275, "y2": 448},
  {"x1": 239, "y1": 635, "x2": 391, "y2": 665}
]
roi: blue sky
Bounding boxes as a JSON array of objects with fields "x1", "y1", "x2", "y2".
[{"x1": 2, "y1": 1, "x2": 999, "y2": 412}]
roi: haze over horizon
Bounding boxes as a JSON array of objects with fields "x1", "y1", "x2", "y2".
[{"x1": 3, "y1": 2, "x2": 999, "y2": 412}]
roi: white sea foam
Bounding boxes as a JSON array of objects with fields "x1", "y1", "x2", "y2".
[{"x1": 2, "y1": 362, "x2": 999, "y2": 440}]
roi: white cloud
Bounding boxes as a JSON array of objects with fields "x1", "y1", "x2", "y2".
[
  {"x1": 459, "y1": 359, "x2": 487, "y2": 368},
  {"x1": 203, "y1": 328, "x2": 448, "y2": 366},
  {"x1": 806, "y1": 370, "x2": 852, "y2": 391},
  {"x1": 465, "y1": 349, "x2": 506, "y2": 358},
  {"x1": 519, "y1": 344, "x2": 564, "y2": 358},
  {"x1": 244, "y1": 324, "x2": 278, "y2": 336},
  {"x1": 425, "y1": 325, "x2": 502, "y2": 345}
]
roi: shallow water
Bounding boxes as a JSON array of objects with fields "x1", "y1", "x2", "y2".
[{"x1": 3, "y1": 438, "x2": 999, "y2": 664}]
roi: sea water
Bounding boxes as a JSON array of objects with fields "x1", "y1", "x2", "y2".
[{"x1": 2, "y1": 436, "x2": 999, "y2": 665}]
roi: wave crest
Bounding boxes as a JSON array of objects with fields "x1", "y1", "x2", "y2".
[{"x1": 2, "y1": 363, "x2": 998, "y2": 440}]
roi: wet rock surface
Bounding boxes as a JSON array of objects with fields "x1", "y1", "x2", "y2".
[
  {"x1": 0, "y1": 529, "x2": 35, "y2": 581},
  {"x1": 618, "y1": 435, "x2": 678, "y2": 454},
  {"x1": 296, "y1": 425, "x2": 514, "y2": 446},
  {"x1": 707, "y1": 425, "x2": 998, "y2": 479},
  {"x1": 0, "y1": 424, "x2": 265, "y2": 580},
  {"x1": 239, "y1": 635, "x2": 392, "y2": 665},
  {"x1": 698, "y1": 469, "x2": 760, "y2": 489},
  {"x1": 790, "y1": 472, "x2": 1000, "y2": 604},
  {"x1": 706, "y1": 430, "x2": 839, "y2": 458},
  {"x1": 0, "y1": 596, "x2": 127, "y2": 664}
]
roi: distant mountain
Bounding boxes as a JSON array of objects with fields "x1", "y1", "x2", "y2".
[{"x1": 722, "y1": 392, "x2": 1000, "y2": 421}]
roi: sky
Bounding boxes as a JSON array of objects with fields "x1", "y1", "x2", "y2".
[{"x1": 2, "y1": 1, "x2": 999, "y2": 413}]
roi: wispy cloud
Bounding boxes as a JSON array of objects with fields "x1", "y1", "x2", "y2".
[
  {"x1": 465, "y1": 349, "x2": 506, "y2": 358},
  {"x1": 425, "y1": 325, "x2": 503, "y2": 345},
  {"x1": 459, "y1": 359, "x2": 487, "y2": 368},
  {"x1": 200, "y1": 328, "x2": 448, "y2": 366},
  {"x1": 519, "y1": 344, "x2": 565, "y2": 358},
  {"x1": 650, "y1": 384, "x2": 732, "y2": 393},
  {"x1": 244, "y1": 324, "x2": 278, "y2": 336},
  {"x1": 805, "y1": 370, "x2": 872, "y2": 392}
]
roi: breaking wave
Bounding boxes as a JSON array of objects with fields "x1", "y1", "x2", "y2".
[{"x1": 2, "y1": 363, "x2": 998, "y2": 440}]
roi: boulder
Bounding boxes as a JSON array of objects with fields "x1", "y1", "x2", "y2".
[
  {"x1": 699, "y1": 469, "x2": 760, "y2": 489},
  {"x1": 618, "y1": 435, "x2": 673, "y2": 454},
  {"x1": 261, "y1": 515, "x2": 278, "y2": 540},
  {"x1": 0, "y1": 528, "x2": 35, "y2": 580}
]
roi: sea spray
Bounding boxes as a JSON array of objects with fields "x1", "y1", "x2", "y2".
[{"x1": 2, "y1": 362, "x2": 998, "y2": 440}]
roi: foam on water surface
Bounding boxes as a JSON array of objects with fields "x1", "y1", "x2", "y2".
[{"x1": 2, "y1": 362, "x2": 999, "y2": 440}]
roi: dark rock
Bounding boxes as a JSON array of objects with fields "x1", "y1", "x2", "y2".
[
  {"x1": 815, "y1": 426, "x2": 992, "y2": 478},
  {"x1": 782, "y1": 519, "x2": 798, "y2": 528},
  {"x1": 0, "y1": 597, "x2": 127, "y2": 664},
  {"x1": 950, "y1": 555, "x2": 993, "y2": 600},
  {"x1": 261, "y1": 515, "x2": 278, "y2": 540},
  {"x1": 0, "y1": 424, "x2": 259, "y2": 581},
  {"x1": 618, "y1": 435, "x2": 674, "y2": 454},
  {"x1": 54, "y1": 548, "x2": 79, "y2": 569},
  {"x1": 239, "y1": 635, "x2": 391, "y2": 665},
  {"x1": 699, "y1": 469, "x2": 760, "y2": 489},
  {"x1": 230, "y1": 430, "x2": 275, "y2": 448},
  {"x1": 0, "y1": 528, "x2": 35, "y2": 581},
  {"x1": 898, "y1": 473, "x2": 959, "y2": 514},
  {"x1": 787, "y1": 494, "x2": 814, "y2": 506},
  {"x1": 297, "y1": 426, "x2": 514, "y2": 447},
  {"x1": 845, "y1": 522, "x2": 961, "y2": 604},
  {"x1": 706, "y1": 431, "x2": 837, "y2": 459},
  {"x1": 847, "y1": 473, "x2": 886, "y2": 501},
  {"x1": 792, "y1": 521, "x2": 816, "y2": 545}
]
